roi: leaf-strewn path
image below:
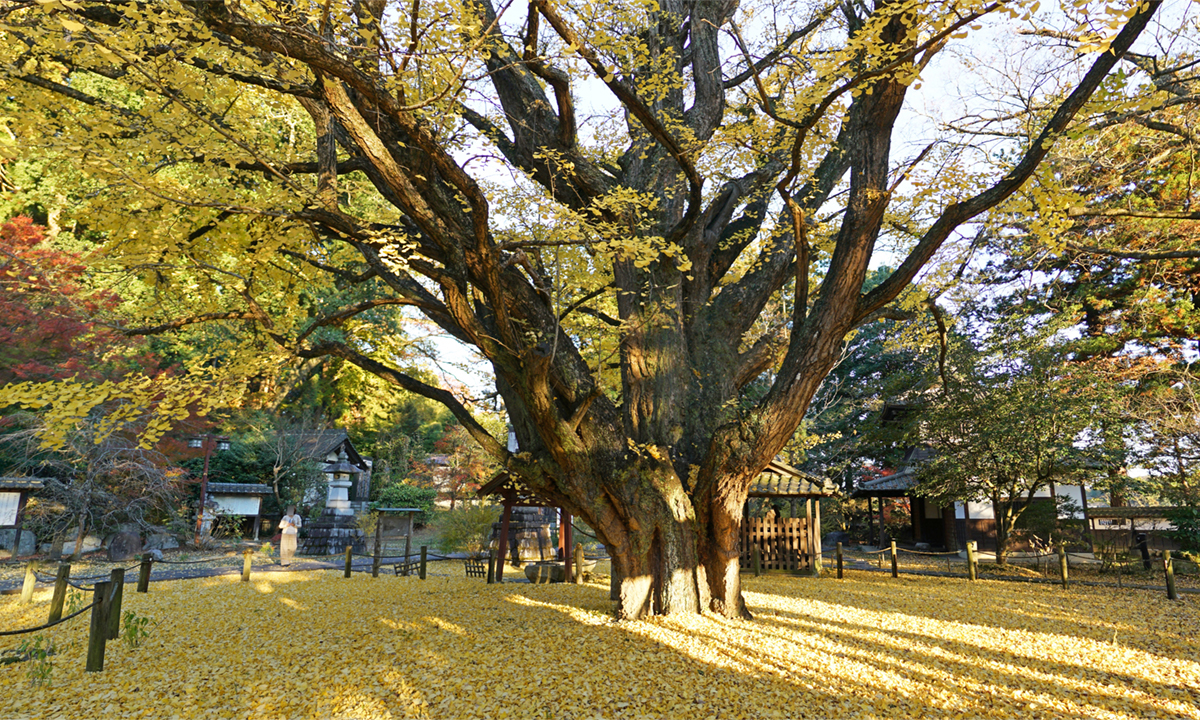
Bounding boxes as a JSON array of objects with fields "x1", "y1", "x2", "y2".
[{"x1": 2, "y1": 568, "x2": 1197, "y2": 719}]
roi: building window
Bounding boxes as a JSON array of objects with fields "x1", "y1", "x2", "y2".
[
  {"x1": 188, "y1": 438, "x2": 203, "y2": 448},
  {"x1": 217, "y1": 440, "x2": 231, "y2": 451}
]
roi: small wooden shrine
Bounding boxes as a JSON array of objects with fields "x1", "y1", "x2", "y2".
[
  {"x1": 742, "y1": 460, "x2": 839, "y2": 572},
  {"x1": 476, "y1": 471, "x2": 573, "y2": 582}
]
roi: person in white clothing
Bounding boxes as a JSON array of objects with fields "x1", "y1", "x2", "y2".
[{"x1": 279, "y1": 506, "x2": 302, "y2": 566}]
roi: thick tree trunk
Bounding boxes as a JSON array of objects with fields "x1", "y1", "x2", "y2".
[{"x1": 994, "y1": 494, "x2": 1011, "y2": 566}]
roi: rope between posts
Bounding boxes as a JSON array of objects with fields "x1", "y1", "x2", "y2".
[
  {"x1": 0, "y1": 600, "x2": 97, "y2": 637},
  {"x1": 896, "y1": 548, "x2": 961, "y2": 556},
  {"x1": 571, "y1": 523, "x2": 599, "y2": 541},
  {"x1": 155, "y1": 557, "x2": 223, "y2": 565}
]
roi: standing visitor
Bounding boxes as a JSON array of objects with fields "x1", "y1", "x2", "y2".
[{"x1": 279, "y1": 506, "x2": 302, "y2": 566}]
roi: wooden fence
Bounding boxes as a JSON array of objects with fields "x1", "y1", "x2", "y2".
[{"x1": 740, "y1": 517, "x2": 813, "y2": 572}]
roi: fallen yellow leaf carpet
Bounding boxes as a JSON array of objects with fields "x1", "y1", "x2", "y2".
[{"x1": 1, "y1": 567, "x2": 1197, "y2": 719}]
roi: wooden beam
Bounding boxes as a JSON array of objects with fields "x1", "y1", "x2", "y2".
[
  {"x1": 813, "y1": 498, "x2": 822, "y2": 572},
  {"x1": 496, "y1": 501, "x2": 512, "y2": 582},
  {"x1": 911, "y1": 496, "x2": 922, "y2": 543},
  {"x1": 564, "y1": 511, "x2": 573, "y2": 582},
  {"x1": 10, "y1": 492, "x2": 28, "y2": 559},
  {"x1": 877, "y1": 497, "x2": 886, "y2": 547}
]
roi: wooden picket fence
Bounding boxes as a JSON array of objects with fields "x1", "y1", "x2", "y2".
[{"x1": 740, "y1": 517, "x2": 812, "y2": 572}]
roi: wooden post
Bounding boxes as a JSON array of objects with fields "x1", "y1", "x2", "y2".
[
  {"x1": 813, "y1": 498, "x2": 823, "y2": 575},
  {"x1": 343, "y1": 545, "x2": 353, "y2": 578},
  {"x1": 106, "y1": 568, "x2": 125, "y2": 641},
  {"x1": 805, "y1": 498, "x2": 813, "y2": 571},
  {"x1": 752, "y1": 544, "x2": 761, "y2": 577},
  {"x1": 573, "y1": 542, "x2": 585, "y2": 584},
  {"x1": 967, "y1": 541, "x2": 978, "y2": 581},
  {"x1": 10, "y1": 492, "x2": 29, "y2": 559},
  {"x1": 372, "y1": 519, "x2": 383, "y2": 578},
  {"x1": 242, "y1": 549, "x2": 252, "y2": 582},
  {"x1": 866, "y1": 497, "x2": 876, "y2": 547},
  {"x1": 419, "y1": 546, "x2": 427, "y2": 580},
  {"x1": 1057, "y1": 546, "x2": 1069, "y2": 589},
  {"x1": 48, "y1": 563, "x2": 70, "y2": 623},
  {"x1": 403, "y1": 530, "x2": 412, "y2": 571},
  {"x1": 557, "y1": 508, "x2": 566, "y2": 559},
  {"x1": 563, "y1": 511, "x2": 573, "y2": 584},
  {"x1": 20, "y1": 560, "x2": 37, "y2": 603},
  {"x1": 878, "y1": 497, "x2": 887, "y2": 548},
  {"x1": 137, "y1": 553, "x2": 152, "y2": 593},
  {"x1": 836, "y1": 542, "x2": 844, "y2": 580},
  {"x1": 1165, "y1": 550, "x2": 1178, "y2": 601},
  {"x1": 890, "y1": 540, "x2": 898, "y2": 578},
  {"x1": 86, "y1": 580, "x2": 110, "y2": 672},
  {"x1": 496, "y1": 501, "x2": 512, "y2": 582},
  {"x1": 486, "y1": 549, "x2": 495, "y2": 584}
]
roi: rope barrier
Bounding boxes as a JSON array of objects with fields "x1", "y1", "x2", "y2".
[
  {"x1": 571, "y1": 523, "x2": 600, "y2": 541},
  {"x1": 895, "y1": 548, "x2": 961, "y2": 556},
  {"x1": 0, "y1": 600, "x2": 97, "y2": 637},
  {"x1": 155, "y1": 557, "x2": 226, "y2": 565}
]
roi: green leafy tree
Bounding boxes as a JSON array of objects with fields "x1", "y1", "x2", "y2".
[{"x1": 915, "y1": 322, "x2": 1096, "y2": 564}]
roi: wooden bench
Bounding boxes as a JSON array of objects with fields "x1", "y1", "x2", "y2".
[
  {"x1": 393, "y1": 558, "x2": 420, "y2": 576},
  {"x1": 464, "y1": 558, "x2": 486, "y2": 578}
]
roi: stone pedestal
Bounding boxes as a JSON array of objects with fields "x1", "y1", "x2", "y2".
[
  {"x1": 298, "y1": 510, "x2": 366, "y2": 556},
  {"x1": 490, "y1": 507, "x2": 556, "y2": 565}
]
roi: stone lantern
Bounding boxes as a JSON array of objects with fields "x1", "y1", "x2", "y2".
[
  {"x1": 323, "y1": 449, "x2": 357, "y2": 517},
  {"x1": 298, "y1": 447, "x2": 366, "y2": 556}
]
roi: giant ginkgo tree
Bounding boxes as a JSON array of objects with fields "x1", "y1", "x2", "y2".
[{"x1": 0, "y1": 0, "x2": 1166, "y2": 617}]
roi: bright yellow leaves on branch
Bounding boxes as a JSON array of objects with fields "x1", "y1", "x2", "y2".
[
  {"x1": 0, "y1": 370, "x2": 246, "y2": 449},
  {"x1": 1, "y1": 568, "x2": 1196, "y2": 719}
]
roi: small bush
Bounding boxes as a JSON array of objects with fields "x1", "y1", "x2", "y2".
[
  {"x1": 1165, "y1": 506, "x2": 1200, "y2": 553},
  {"x1": 64, "y1": 587, "x2": 86, "y2": 616},
  {"x1": 434, "y1": 504, "x2": 500, "y2": 557},
  {"x1": 16, "y1": 636, "x2": 55, "y2": 687},
  {"x1": 121, "y1": 610, "x2": 152, "y2": 649}
]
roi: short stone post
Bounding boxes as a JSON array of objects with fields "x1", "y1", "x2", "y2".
[
  {"x1": 890, "y1": 540, "x2": 898, "y2": 578},
  {"x1": 20, "y1": 561, "x2": 37, "y2": 604},
  {"x1": 137, "y1": 553, "x2": 152, "y2": 593},
  {"x1": 106, "y1": 568, "x2": 125, "y2": 641},
  {"x1": 573, "y1": 542, "x2": 585, "y2": 584},
  {"x1": 86, "y1": 581, "x2": 111, "y2": 672},
  {"x1": 242, "y1": 549, "x2": 252, "y2": 582},
  {"x1": 486, "y1": 549, "x2": 495, "y2": 584},
  {"x1": 344, "y1": 545, "x2": 353, "y2": 578},
  {"x1": 1165, "y1": 550, "x2": 1178, "y2": 601},
  {"x1": 419, "y1": 546, "x2": 428, "y2": 580},
  {"x1": 48, "y1": 564, "x2": 71, "y2": 623},
  {"x1": 1057, "y1": 546, "x2": 1069, "y2": 589},
  {"x1": 966, "y1": 541, "x2": 978, "y2": 581},
  {"x1": 752, "y1": 545, "x2": 761, "y2": 577},
  {"x1": 836, "y1": 542, "x2": 844, "y2": 580}
]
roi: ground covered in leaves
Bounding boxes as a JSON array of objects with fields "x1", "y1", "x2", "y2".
[{"x1": 2, "y1": 564, "x2": 1197, "y2": 719}]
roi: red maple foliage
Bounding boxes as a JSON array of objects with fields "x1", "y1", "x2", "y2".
[{"x1": 0, "y1": 216, "x2": 133, "y2": 384}]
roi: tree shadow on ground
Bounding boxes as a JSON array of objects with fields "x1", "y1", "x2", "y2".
[{"x1": 4, "y1": 569, "x2": 1197, "y2": 719}]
